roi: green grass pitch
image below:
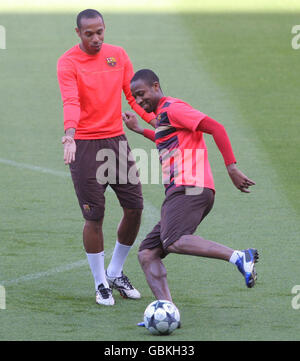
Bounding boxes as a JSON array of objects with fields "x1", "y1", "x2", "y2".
[{"x1": 0, "y1": 2, "x2": 300, "y2": 341}]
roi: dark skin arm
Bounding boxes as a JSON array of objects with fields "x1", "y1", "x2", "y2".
[
  {"x1": 122, "y1": 111, "x2": 144, "y2": 134},
  {"x1": 226, "y1": 163, "x2": 255, "y2": 193}
]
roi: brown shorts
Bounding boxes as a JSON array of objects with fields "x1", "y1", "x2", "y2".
[
  {"x1": 69, "y1": 135, "x2": 143, "y2": 220},
  {"x1": 139, "y1": 186, "x2": 214, "y2": 258}
]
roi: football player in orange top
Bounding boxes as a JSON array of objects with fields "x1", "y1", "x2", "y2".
[
  {"x1": 57, "y1": 10, "x2": 155, "y2": 306},
  {"x1": 123, "y1": 69, "x2": 258, "y2": 313}
]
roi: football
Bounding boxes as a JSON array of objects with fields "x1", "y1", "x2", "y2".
[{"x1": 143, "y1": 300, "x2": 180, "y2": 335}]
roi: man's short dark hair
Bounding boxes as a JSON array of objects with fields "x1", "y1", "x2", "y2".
[
  {"x1": 131, "y1": 69, "x2": 160, "y2": 87},
  {"x1": 76, "y1": 9, "x2": 104, "y2": 29}
]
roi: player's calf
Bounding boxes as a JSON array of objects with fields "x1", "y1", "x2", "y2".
[{"x1": 138, "y1": 248, "x2": 172, "y2": 301}]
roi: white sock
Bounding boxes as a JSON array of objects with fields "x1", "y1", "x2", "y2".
[
  {"x1": 106, "y1": 241, "x2": 132, "y2": 278},
  {"x1": 86, "y1": 251, "x2": 109, "y2": 290},
  {"x1": 229, "y1": 250, "x2": 244, "y2": 265}
]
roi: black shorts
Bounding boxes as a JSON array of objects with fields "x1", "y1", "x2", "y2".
[
  {"x1": 69, "y1": 135, "x2": 143, "y2": 220},
  {"x1": 139, "y1": 186, "x2": 214, "y2": 258}
]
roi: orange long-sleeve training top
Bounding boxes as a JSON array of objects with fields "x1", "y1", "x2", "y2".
[{"x1": 57, "y1": 43, "x2": 155, "y2": 139}]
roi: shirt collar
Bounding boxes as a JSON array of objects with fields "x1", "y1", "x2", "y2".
[{"x1": 155, "y1": 96, "x2": 168, "y2": 115}]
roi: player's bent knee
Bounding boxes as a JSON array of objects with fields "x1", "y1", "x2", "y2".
[
  {"x1": 138, "y1": 248, "x2": 161, "y2": 268},
  {"x1": 123, "y1": 208, "x2": 142, "y2": 220},
  {"x1": 166, "y1": 243, "x2": 177, "y2": 254},
  {"x1": 138, "y1": 249, "x2": 151, "y2": 268},
  {"x1": 166, "y1": 236, "x2": 185, "y2": 254},
  {"x1": 84, "y1": 219, "x2": 103, "y2": 231}
]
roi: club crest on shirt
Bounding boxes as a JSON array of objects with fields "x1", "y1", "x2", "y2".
[
  {"x1": 83, "y1": 204, "x2": 91, "y2": 212},
  {"x1": 106, "y1": 57, "x2": 117, "y2": 67}
]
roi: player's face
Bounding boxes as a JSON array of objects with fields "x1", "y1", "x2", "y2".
[
  {"x1": 130, "y1": 80, "x2": 162, "y2": 113},
  {"x1": 76, "y1": 16, "x2": 105, "y2": 55}
]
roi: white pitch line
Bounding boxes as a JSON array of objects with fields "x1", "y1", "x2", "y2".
[
  {"x1": 0, "y1": 158, "x2": 160, "y2": 286},
  {"x1": 0, "y1": 158, "x2": 70, "y2": 178},
  {"x1": 1, "y1": 244, "x2": 122, "y2": 287},
  {"x1": 1, "y1": 260, "x2": 87, "y2": 286}
]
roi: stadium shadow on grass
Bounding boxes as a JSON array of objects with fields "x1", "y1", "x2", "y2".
[{"x1": 0, "y1": 11, "x2": 299, "y2": 341}]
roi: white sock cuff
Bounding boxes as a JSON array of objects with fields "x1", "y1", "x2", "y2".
[
  {"x1": 86, "y1": 251, "x2": 105, "y2": 257},
  {"x1": 115, "y1": 240, "x2": 132, "y2": 249}
]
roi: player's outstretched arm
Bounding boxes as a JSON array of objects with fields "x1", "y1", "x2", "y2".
[
  {"x1": 226, "y1": 163, "x2": 256, "y2": 193},
  {"x1": 196, "y1": 115, "x2": 255, "y2": 193}
]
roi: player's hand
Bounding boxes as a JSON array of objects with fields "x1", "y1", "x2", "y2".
[
  {"x1": 122, "y1": 111, "x2": 144, "y2": 134},
  {"x1": 62, "y1": 135, "x2": 76, "y2": 164},
  {"x1": 226, "y1": 163, "x2": 255, "y2": 193}
]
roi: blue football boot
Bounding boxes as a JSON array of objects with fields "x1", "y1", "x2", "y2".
[{"x1": 235, "y1": 248, "x2": 259, "y2": 288}]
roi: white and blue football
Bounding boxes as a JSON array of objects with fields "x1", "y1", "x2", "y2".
[{"x1": 144, "y1": 300, "x2": 180, "y2": 335}]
